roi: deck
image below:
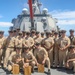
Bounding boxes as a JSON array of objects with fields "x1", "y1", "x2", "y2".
[{"x1": 0, "y1": 67, "x2": 73, "y2": 75}]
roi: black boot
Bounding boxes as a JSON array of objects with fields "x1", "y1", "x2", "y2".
[
  {"x1": 73, "y1": 72, "x2": 75, "y2": 75},
  {"x1": 31, "y1": 67, "x2": 34, "y2": 73},
  {"x1": 47, "y1": 69, "x2": 51, "y2": 75}
]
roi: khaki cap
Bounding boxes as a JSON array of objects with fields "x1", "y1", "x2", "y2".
[
  {"x1": 18, "y1": 31, "x2": 22, "y2": 35},
  {"x1": 26, "y1": 31, "x2": 30, "y2": 35},
  {"x1": 54, "y1": 32, "x2": 58, "y2": 34},
  {"x1": 69, "y1": 29, "x2": 74, "y2": 32},
  {"x1": 23, "y1": 46, "x2": 29, "y2": 50},
  {"x1": 31, "y1": 30, "x2": 36, "y2": 33},
  {"x1": 35, "y1": 42, "x2": 41, "y2": 46},
  {"x1": 41, "y1": 32, "x2": 44, "y2": 35},
  {"x1": 61, "y1": 30, "x2": 66, "y2": 33},
  {"x1": 69, "y1": 45, "x2": 75, "y2": 49},
  {"x1": 8, "y1": 30, "x2": 13, "y2": 33},
  {"x1": 22, "y1": 30, "x2": 26, "y2": 33},
  {"x1": 36, "y1": 31, "x2": 40, "y2": 34}
]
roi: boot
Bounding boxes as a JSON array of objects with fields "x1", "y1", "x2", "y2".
[
  {"x1": 31, "y1": 67, "x2": 34, "y2": 73},
  {"x1": 47, "y1": 69, "x2": 51, "y2": 75}
]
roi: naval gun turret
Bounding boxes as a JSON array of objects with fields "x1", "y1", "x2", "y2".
[{"x1": 11, "y1": 0, "x2": 58, "y2": 32}]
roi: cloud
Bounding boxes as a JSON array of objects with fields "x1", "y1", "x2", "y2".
[
  {"x1": 58, "y1": 20, "x2": 75, "y2": 25},
  {"x1": 0, "y1": 22, "x2": 13, "y2": 27},
  {"x1": 50, "y1": 10, "x2": 75, "y2": 25}
]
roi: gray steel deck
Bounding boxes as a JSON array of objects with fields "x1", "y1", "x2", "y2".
[{"x1": 0, "y1": 67, "x2": 74, "y2": 75}]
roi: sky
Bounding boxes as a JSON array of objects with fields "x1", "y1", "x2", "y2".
[{"x1": 0, "y1": 0, "x2": 75, "y2": 35}]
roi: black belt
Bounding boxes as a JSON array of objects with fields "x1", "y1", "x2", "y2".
[{"x1": 8, "y1": 47, "x2": 14, "y2": 48}]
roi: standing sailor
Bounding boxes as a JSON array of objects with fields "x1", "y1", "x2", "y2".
[
  {"x1": 69, "y1": 29, "x2": 75, "y2": 45},
  {"x1": 41, "y1": 32, "x2": 45, "y2": 40},
  {"x1": 15, "y1": 31, "x2": 23, "y2": 52},
  {"x1": 34, "y1": 31, "x2": 43, "y2": 44},
  {"x1": 31, "y1": 30, "x2": 36, "y2": 39},
  {"x1": 58, "y1": 30, "x2": 70, "y2": 67},
  {"x1": 16, "y1": 28, "x2": 20, "y2": 37},
  {"x1": 4, "y1": 30, "x2": 15, "y2": 68},
  {"x1": 23, "y1": 31, "x2": 34, "y2": 52},
  {"x1": 8, "y1": 46, "x2": 22, "y2": 72},
  {"x1": 22, "y1": 30, "x2": 26, "y2": 38},
  {"x1": 0, "y1": 31, "x2": 6, "y2": 67},
  {"x1": 53, "y1": 32, "x2": 59, "y2": 67},
  {"x1": 13, "y1": 29, "x2": 17, "y2": 37},
  {"x1": 41, "y1": 32, "x2": 54, "y2": 67}
]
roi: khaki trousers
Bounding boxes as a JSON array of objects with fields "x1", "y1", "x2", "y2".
[
  {"x1": 59, "y1": 50, "x2": 68, "y2": 67},
  {"x1": 0, "y1": 49, "x2": 3, "y2": 65},
  {"x1": 67, "y1": 61, "x2": 75, "y2": 72},
  {"x1": 48, "y1": 49, "x2": 53, "y2": 66},
  {"x1": 54, "y1": 47, "x2": 59, "y2": 66},
  {"x1": 4, "y1": 48, "x2": 14, "y2": 67}
]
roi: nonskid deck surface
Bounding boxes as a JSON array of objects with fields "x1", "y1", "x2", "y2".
[{"x1": 0, "y1": 67, "x2": 73, "y2": 75}]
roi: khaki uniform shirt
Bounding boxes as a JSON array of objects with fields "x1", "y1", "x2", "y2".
[
  {"x1": 65, "y1": 52, "x2": 75, "y2": 69},
  {"x1": 0, "y1": 37, "x2": 5, "y2": 48},
  {"x1": 58, "y1": 36, "x2": 70, "y2": 49},
  {"x1": 31, "y1": 35, "x2": 36, "y2": 40},
  {"x1": 4, "y1": 36, "x2": 15, "y2": 48},
  {"x1": 66, "y1": 52, "x2": 75, "y2": 61},
  {"x1": 54, "y1": 36, "x2": 59, "y2": 48},
  {"x1": 15, "y1": 37, "x2": 23, "y2": 48},
  {"x1": 69, "y1": 36, "x2": 75, "y2": 45},
  {"x1": 34, "y1": 37, "x2": 43, "y2": 44},
  {"x1": 2, "y1": 37, "x2": 6, "y2": 42},
  {"x1": 8, "y1": 51, "x2": 21, "y2": 64},
  {"x1": 22, "y1": 51, "x2": 35, "y2": 63},
  {"x1": 23, "y1": 37, "x2": 34, "y2": 48},
  {"x1": 41, "y1": 37, "x2": 54, "y2": 50},
  {"x1": 34, "y1": 47, "x2": 48, "y2": 63}
]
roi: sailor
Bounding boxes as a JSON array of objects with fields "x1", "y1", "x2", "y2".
[
  {"x1": 22, "y1": 46, "x2": 36, "y2": 73},
  {"x1": 34, "y1": 31, "x2": 43, "y2": 44},
  {"x1": 0, "y1": 31, "x2": 5, "y2": 67},
  {"x1": 15, "y1": 31, "x2": 23, "y2": 52},
  {"x1": 69, "y1": 29, "x2": 75, "y2": 45},
  {"x1": 41, "y1": 32, "x2": 45, "y2": 39},
  {"x1": 41, "y1": 31, "x2": 54, "y2": 67},
  {"x1": 52, "y1": 30, "x2": 55, "y2": 37},
  {"x1": 16, "y1": 28, "x2": 20, "y2": 37},
  {"x1": 0, "y1": 30, "x2": 6, "y2": 39},
  {"x1": 22, "y1": 30, "x2": 26, "y2": 38},
  {"x1": 31, "y1": 30, "x2": 36, "y2": 39},
  {"x1": 34, "y1": 42, "x2": 51, "y2": 75},
  {"x1": 24, "y1": 31, "x2": 34, "y2": 51},
  {"x1": 59, "y1": 30, "x2": 62, "y2": 37},
  {"x1": 7, "y1": 46, "x2": 23, "y2": 72},
  {"x1": 3, "y1": 30, "x2": 15, "y2": 68},
  {"x1": 65, "y1": 45, "x2": 75, "y2": 74},
  {"x1": 58, "y1": 30, "x2": 70, "y2": 67},
  {"x1": 53, "y1": 32, "x2": 59, "y2": 67},
  {"x1": 0, "y1": 31, "x2": 6, "y2": 67},
  {"x1": 13, "y1": 29, "x2": 17, "y2": 37}
]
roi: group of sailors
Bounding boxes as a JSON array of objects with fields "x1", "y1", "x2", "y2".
[{"x1": 0, "y1": 28, "x2": 75, "y2": 75}]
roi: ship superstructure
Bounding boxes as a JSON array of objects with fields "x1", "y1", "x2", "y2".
[{"x1": 11, "y1": 0, "x2": 58, "y2": 32}]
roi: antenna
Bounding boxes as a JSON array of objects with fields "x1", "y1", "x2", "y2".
[
  {"x1": 32, "y1": 0, "x2": 42, "y2": 14},
  {"x1": 28, "y1": 0, "x2": 34, "y2": 30}
]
